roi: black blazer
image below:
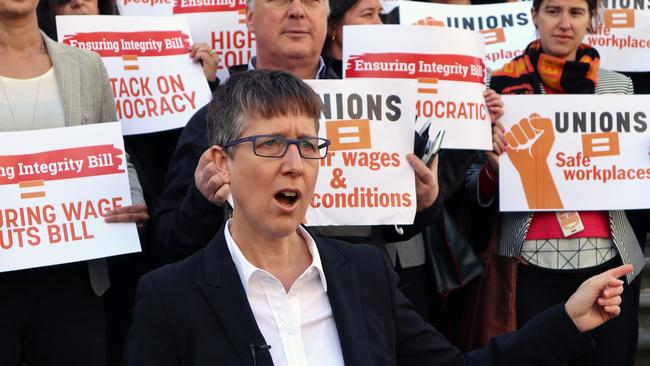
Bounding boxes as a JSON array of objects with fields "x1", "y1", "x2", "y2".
[{"x1": 125, "y1": 226, "x2": 593, "y2": 366}]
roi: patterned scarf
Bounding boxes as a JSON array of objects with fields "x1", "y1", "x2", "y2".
[{"x1": 489, "y1": 40, "x2": 600, "y2": 95}]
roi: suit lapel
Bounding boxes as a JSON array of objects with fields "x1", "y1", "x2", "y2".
[
  {"x1": 198, "y1": 228, "x2": 273, "y2": 366},
  {"x1": 318, "y1": 238, "x2": 372, "y2": 365},
  {"x1": 43, "y1": 33, "x2": 81, "y2": 126}
]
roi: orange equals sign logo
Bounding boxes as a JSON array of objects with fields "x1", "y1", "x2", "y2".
[
  {"x1": 238, "y1": 8, "x2": 247, "y2": 24},
  {"x1": 604, "y1": 9, "x2": 635, "y2": 28},
  {"x1": 480, "y1": 28, "x2": 506, "y2": 45},
  {"x1": 325, "y1": 119, "x2": 371, "y2": 151},
  {"x1": 123, "y1": 55, "x2": 139, "y2": 71},
  {"x1": 19, "y1": 180, "x2": 46, "y2": 199},
  {"x1": 582, "y1": 132, "x2": 621, "y2": 158},
  {"x1": 418, "y1": 78, "x2": 438, "y2": 94}
]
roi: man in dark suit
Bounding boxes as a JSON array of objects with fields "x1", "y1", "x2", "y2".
[{"x1": 126, "y1": 70, "x2": 632, "y2": 366}]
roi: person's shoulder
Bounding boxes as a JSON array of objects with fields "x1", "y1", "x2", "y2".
[
  {"x1": 228, "y1": 64, "x2": 248, "y2": 75},
  {"x1": 321, "y1": 56, "x2": 342, "y2": 80},
  {"x1": 181, "y1": 103, "x2": 210, "y2": 149},
  {"x1": 141, "y1": 247, "x2": 207, "y2": 289},
  {"x1": 316, "y1": 235, "x2": 388, "y2": 268},
  {"x1": 315, "y1": 236, "x2": 395, "y2": 300},
  {"x1": 44, "y1": 32, "x2": 102, "y2": 64},
  {"x1": 187, "y1": 103, "x2": 209, "y2": 129},
  {"x1": 597, "y1": 69, "x2": 634, "y2": 94}
]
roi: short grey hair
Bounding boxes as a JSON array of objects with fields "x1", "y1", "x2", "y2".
[{"x1": 207, "y1": 70, "x2": 323, "y2": 150}]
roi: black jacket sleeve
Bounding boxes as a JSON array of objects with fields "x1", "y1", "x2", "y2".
[
  {"x1": 371, "y1": 249, "x2": 595, "y2": 365},
  {"x1": 149, "y1": 105, "x2": 224, "y2": 261}
]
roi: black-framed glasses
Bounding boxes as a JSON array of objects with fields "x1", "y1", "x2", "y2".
[{"x1": 223, "y1": 134, "x2": 331, "y2": 159}]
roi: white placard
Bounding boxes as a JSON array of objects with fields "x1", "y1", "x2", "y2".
[
  {"x1": 399, "y1": 1, "x2": 536, "y2": 71},
  {"x1": 305, "y1": 79, "x2": 417, "y2": 226},
  {"x1": 343, "y1": 25, "x2": 491, "y2": 150},
  {"x1": 602, "y1": 0, "x2": 650, "y2": 12},
  {"x1": 57, "y1": 15, "x2": 212, "y2": 135},
  {"x1": 499, "y1": 95, "x2": 650, "y2": 212},
  {"x1": 172, "y1": 0, "x2": 256, "y2": 82},
  {"x1": 0, "y1": 122, "x2": 141, "y2": 272},
  {"x1": 586, "y1": 10, "x2": 650, "y2": 72}
]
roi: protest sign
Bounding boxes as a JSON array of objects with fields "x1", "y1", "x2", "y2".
[
  {"x1": 602, "y1": 0, "x2": 650, "y2": 11},
  {"x1": 499, "y1": 95, "x2": 650, "y2": 212},
  {"x1": 585, "y1": 10, "x2": 650, "y2": 72},
  {"x1": 57, "y1": 15, "x2": 212, "y2": 135},
  {"x1": 343, "y1": 25, "x2": 491, "y2": 150},
  {"x1": 0, "y1": 122, "x2": 141, "y2": 272},
  {"x1": 399, "y1": 1, "x2": 536, "y2": 71},
  {"x1": 173, "y1": 0, "x2": 256, "y2": 82},
  {"x1": 116, "y1": 0, "x2": 173, "y2": 16},
  {"x1": 304, "y1": 79, "x2": 417, "y2": 226}
]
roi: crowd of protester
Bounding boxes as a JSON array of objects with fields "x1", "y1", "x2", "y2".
[{"x1": 0, "y1": 0, "x2": 648, "y2": 364}]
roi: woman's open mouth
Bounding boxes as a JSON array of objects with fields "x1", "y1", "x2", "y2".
[{"x1": 275, "y1": 190, "x2": 300, "y2": 207}]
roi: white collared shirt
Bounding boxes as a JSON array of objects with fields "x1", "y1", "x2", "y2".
[{"x1": 225, "y1": 220, "x2": 344, "y2": 366}]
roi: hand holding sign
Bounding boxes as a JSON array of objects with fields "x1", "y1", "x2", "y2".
[
  {"x1": 484, "y1": 89, "x2": 504, "y2": 123},
  {"x1": 406, "y1": 153, "x2": 440, "y2": 212},
  {"x1": 104, "y1": 203, "x2": 149, "y2": 229},
  {"x1": 487, "y1": 120, "x2": 506, "y2": 174},
  {"x1": 504, "y1": 113, "x2": 563, "y2": 210},
  {"x1": 190, "y1": 42, "x2": 220, "y2": 82}
]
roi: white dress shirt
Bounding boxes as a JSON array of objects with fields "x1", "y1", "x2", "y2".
[{"x1": 225, "y1": 220, "x2": 345, "y2": 366}]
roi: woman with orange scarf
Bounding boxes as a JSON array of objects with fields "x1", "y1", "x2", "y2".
[{"x1": 471, "y1": 0, "x2": 648, "y2": 364}]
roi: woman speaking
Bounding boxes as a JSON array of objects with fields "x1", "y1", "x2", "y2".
[{"x1": 126, "y1": 69, "x2": 634, "y2": 366}]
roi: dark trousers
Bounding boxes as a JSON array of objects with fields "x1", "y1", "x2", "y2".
[
  {"x1": 0, "y1": 262, "x2": 106, "y2": 366},
  {"x1": 517, "y1": 258, "x2": 640, "y2": 366}
]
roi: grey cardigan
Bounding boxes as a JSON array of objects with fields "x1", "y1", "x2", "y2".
[{"x1": 43, "y1": 33, "x2": 144, "y2": 295}]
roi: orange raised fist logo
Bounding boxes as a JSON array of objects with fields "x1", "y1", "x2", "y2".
[{"x1": 505, "y1": 113, "x2": 563, "y2": 210}]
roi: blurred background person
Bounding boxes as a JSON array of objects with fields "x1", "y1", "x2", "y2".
[
  {"x1": 0, "y1": 0, "x2": 145, "y2": 364},
  {"x1": 322, "y1": 0, "x2": 383, "y2": 76},
  {"x1": 469, "y1": 0, "x2": 649, "y2": 363},
  {"x1": 35, "y1": 1, "x2": 207, "y2": 362}
]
